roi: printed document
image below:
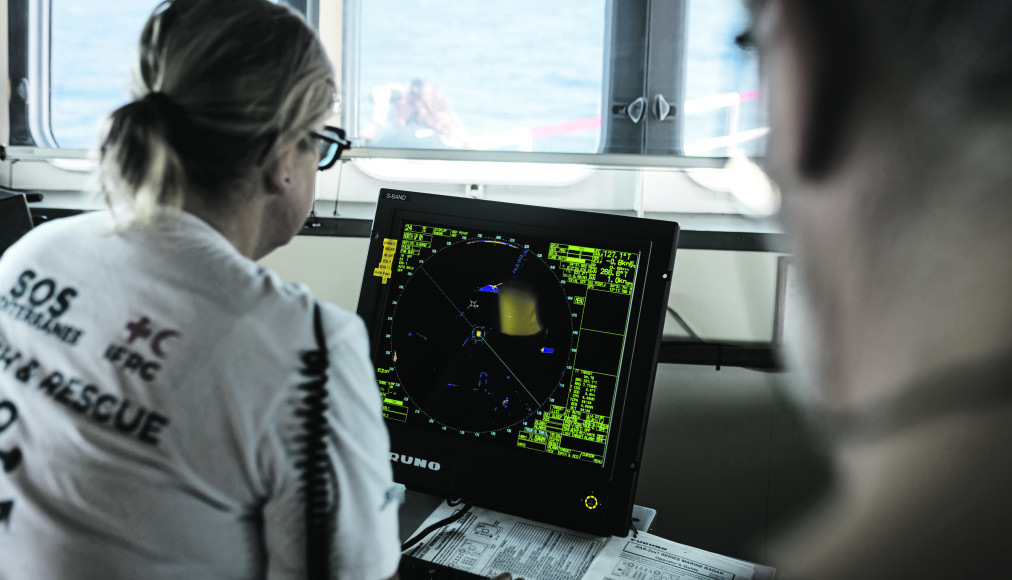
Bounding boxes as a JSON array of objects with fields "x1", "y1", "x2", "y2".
[{"x1": 404, "y1": 503, "x2": 775, "y2": 579}]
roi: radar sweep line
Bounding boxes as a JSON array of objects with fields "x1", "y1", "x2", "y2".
[{"x1": 418, "y1": 267, "x2": 545, "y2": 406}]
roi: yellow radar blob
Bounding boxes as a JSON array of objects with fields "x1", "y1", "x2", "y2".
[{"x1": 499, "y1": 287, "x2": 542, "y2": 336}]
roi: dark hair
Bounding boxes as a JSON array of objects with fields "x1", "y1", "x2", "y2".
[
  {"x1": 746, "y1": 0, "x2": 1012, "y2": 177},
  {"x1": 99, "y1": 0, "x2": 335, "y2": 225}
]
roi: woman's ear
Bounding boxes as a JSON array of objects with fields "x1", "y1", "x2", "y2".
[{"x1": 264, "y1": 142, "x2": 296, "y2": 195}]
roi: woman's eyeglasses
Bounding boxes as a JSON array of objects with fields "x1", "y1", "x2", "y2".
[{"x1": 309, "y1": 126, "x2": 351, "y2": 171}]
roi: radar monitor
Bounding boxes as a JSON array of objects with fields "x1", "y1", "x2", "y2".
[{"x1": 357, "y1": 189, "x2": 678, "y2": 536}]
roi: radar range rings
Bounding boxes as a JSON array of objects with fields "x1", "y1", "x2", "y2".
[{"x1": 390, "y1": 239, "x2": 573, "y2": 433}]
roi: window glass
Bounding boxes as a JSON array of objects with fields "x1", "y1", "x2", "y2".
[
  {"x1": 682, "y1": 0, "x2": 766, "y2": 157},
  {"x1": 50, "y1": 1, "x2": 162, "y2": 148},
  {"x1": 353, "y1": 0, "x2": 607, "y2": 154}
]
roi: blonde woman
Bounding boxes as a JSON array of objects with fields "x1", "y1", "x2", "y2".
[{"x1": 0, "y1": 1, "x2": 400, "y2": 578}]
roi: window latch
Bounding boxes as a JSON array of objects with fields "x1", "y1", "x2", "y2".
[
  {"x1": 653, "y1": 94, "x2": 673, "y2": 122},
  {"x1": 614, "y1": 97, "x2": 646, "y2": 124}
]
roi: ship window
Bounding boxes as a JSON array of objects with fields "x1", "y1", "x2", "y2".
[
  {"x1": 343, "y1": 0, "x2": 764, "y2": 159},
  {"x1": 49, "y1": 1, "x2": 164, "y2": 148},
  {"x1": 9, "y1": 0, "x2": 763, "y2": 162},
  {"x1": 348, "y1": 0, "x2": 607, "y2": 154},
  {"x1": 7, "y1": 0, "x2": 297, "y2": 149}
]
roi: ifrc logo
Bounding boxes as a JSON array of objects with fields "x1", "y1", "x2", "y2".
[
  {"x1": 103, "y1": 316, "x2": 182, "y2": 383},
  {"x1": 124, "y1": 316, "x2": 181, "y2": 359}
]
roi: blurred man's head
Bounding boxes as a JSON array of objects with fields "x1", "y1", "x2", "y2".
[
  {"x1": 743, "y1": 0, "x2": 1012, "y2": 410},
  {"x1": 745, "y1": 1, "x2": 1012, "y2": 180},
  {"x1": 744, "y1": 4, "x2": 1012, "y2": 576}
]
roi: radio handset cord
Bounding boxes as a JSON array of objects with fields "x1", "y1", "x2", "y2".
[{"x1": 296, "y1": 302, "x2": 335, "y2": 580}]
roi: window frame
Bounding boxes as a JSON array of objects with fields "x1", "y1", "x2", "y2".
[
  {"x1": 4, "y1": 0, "x2": 316, "y2": 151},
  {"x1": 7, "y1": 0, "x2": 55, "y2": 148},
  {"x1": 1, "y1": 0, "x2": 765, "y2": 184},
  {"x1": 1, "y1": 0, "x2": 752, "y2": 171},
  {"x1": 599, "y1": 0, "x2": 689, "y2": 156}
]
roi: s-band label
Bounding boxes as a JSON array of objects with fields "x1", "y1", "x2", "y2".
[{"x1": 390, "y1": 452, "x2": 441, "y2": 471}]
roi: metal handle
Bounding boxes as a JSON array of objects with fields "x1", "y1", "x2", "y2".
[
  {"x1": 653, "y1": 94, "x2": 672, "y2": 122},
  {"x1": 617, "y1": 96, "x2": 646, "y2": 124}
]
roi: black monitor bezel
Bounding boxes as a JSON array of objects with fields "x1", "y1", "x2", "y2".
[{"x1": 357, "y1": 189, "x2": 678, "y2": 536}]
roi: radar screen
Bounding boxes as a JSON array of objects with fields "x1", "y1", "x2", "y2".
[{"x1": 370, "y1": 221, "x2": 640, "y2": 466}]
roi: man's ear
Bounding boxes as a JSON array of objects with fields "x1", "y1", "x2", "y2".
[{"x1": 264, "y1": 142, "x2": 296, "y2": 195}]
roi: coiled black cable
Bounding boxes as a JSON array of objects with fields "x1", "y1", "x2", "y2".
[{"x1": 296, "y1": 302, "x2": 335, "y2": 580}]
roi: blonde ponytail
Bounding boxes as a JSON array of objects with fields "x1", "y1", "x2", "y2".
[
  {"x1": 97, "y1": 0, "x2": 335, "y2": 228},
  {"x1": 99, "y1": 92, "x2": 189, "y2": 226}
]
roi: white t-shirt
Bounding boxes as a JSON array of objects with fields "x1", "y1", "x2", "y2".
[{"x1": 0, "y1": 211, "x2": 400, "y2": 580}]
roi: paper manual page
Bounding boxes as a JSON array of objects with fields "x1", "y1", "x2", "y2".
[
  {"x1": 582, "y1": 533, "x2": 776, "y2": 580},
  {"x1": 404, "y1": 503, "x2": 775, "y2": 580}
]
